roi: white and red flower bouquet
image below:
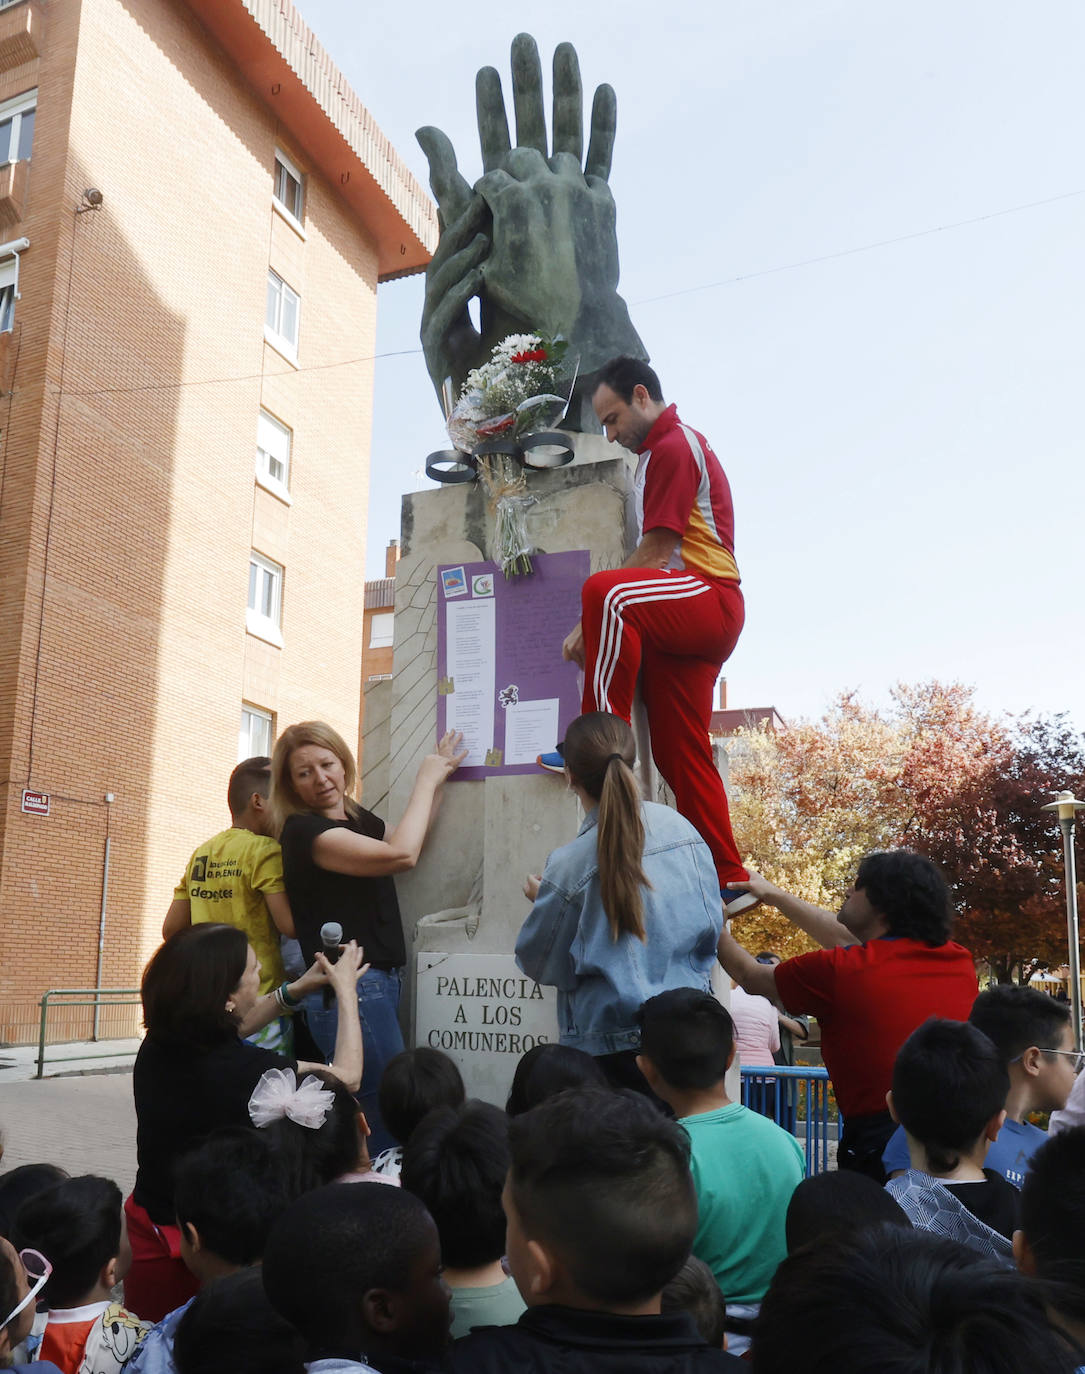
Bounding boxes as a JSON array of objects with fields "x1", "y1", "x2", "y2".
[{"x1": 447, "y1": 333, "x2": 570, "y2": 455}]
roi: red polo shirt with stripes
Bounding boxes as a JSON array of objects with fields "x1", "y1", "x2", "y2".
[{"x1": 636, "y1": 404, "x2": 740, "y2": 585}]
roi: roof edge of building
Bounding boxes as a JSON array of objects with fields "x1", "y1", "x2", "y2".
[{"x1": 185, "y1": 0, "x2": 437, "y2": 277}]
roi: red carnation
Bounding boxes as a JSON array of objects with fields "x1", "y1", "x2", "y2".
[
  {"x1": 476, "y1": 412, "x2": 516, "y2": 437},
  {"x1": 511, "y1": 348, "x2": 548, "y2": 364}
]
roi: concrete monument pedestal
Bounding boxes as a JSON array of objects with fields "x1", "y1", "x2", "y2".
[
  {"x1": 370, "y1": 439, "x2": 630, "y2": 1101},
  {"x1": 366, "y1": 436, "x2": 733, "y2": 1104}
]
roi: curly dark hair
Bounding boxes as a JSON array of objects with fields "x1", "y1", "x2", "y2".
[{"x1": 855, "y1": 850, "x2": 953, "y2": 944}]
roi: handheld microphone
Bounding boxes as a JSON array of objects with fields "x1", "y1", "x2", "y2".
[{"x1": 320, "y1": 921, "x2": 343, "y2": 1008}]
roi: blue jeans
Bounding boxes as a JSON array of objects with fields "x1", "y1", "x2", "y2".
[{"x1": 303, "y1": 967, "x2": 405, "y2": 1157}]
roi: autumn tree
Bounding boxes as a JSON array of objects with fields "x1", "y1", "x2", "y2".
[
  {"x1": 909, "y1": 713, "x2": 1085, "y2": 983},
  {"x1": 725, "y1": 683, "x2": 1082, "y2": 979},
  {"x1": 725, "y1": 692, "x2": 903, "y2": 961}
]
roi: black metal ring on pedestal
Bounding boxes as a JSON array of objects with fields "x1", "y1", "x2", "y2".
[
  {"x1": 471, "y1": 437, "x2": 523, "y2": 463},
  {"x1": 425, "y1": 449, "x2": 478, "y2": 484},
  {"x1": 519, "y1": 430, "x2": 575, "y2": 469}
]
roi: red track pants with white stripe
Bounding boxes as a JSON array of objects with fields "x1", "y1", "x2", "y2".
[{"x1": 580, "y1": 567, "x2": 747, "y2": 888}]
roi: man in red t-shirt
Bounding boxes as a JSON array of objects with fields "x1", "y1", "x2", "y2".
[
  {"x1": 554, "y1": 355, "x2": 751, "y2": 907},
  {"x1": 716, "y1": 850, "x2": 978, "y2": 1181}
]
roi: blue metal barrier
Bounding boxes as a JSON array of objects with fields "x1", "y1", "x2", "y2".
[{"x1": 740, "y1": 1066, "x2": 832, "y2": 1175}]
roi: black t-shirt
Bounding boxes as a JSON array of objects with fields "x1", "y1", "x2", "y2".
[
  {"x1": 132, "y1": 1033, "x2": 294, "y2": 1224},
  {"x1": 280, "y1": 809, "x2": 406, "y2": 969},
  {"x1": 944, "y1": 1169, "x2": 1020, "y2": 1241}
]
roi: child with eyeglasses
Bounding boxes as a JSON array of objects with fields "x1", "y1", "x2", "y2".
[
  {"x1": 882, "y1": 984, "x2": 1079, "y2": 1187},
  {"x1": 0, "y1": 1236, "x2": 61, "y2": 1372},
  {"x1": 11, "y1": 1177, "x2": 149, "y2": 1374}
]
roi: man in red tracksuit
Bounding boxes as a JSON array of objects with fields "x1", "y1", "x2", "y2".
[{"x1": 555, "y1": 355, "x2": 751, "y2": 910}]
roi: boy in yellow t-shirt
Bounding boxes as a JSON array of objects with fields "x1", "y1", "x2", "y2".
[{"x1": 163, "y1": 757, "x2": 295, "y2": 1053}]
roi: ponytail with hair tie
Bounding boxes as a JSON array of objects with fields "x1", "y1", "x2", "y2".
[
  {"x1": 562, "y1": 713, "x2": 650, "y2": 941},
  {"x1": 565, "y1": 714, "x2": 651, "y2": 939}
]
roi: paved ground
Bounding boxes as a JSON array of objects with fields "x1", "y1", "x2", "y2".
[
  {"x1": 0, "y1": 1039, "x2": 142, "y2": 1085},
  {"x1": 0, "y1": 1045, "x2": 835, "y2": 1197},
  {"x1": 0, "y1": 1069, "x2": 138, "y2": 1196}
]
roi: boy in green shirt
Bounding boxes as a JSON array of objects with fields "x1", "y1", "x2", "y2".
[{"x1": 637, "y1": 988, "x2": 804, "y2": 1337}]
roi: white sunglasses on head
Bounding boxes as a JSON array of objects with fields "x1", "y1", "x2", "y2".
[{"x1": 0, "y1": 1249, "x2": 51, "y2": 1331}]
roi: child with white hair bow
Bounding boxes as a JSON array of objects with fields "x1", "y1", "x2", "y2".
[{"x1": 248, "y1": 1068, "x2": 399, "y2": 1197}]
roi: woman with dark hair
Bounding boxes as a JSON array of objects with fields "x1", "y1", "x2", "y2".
[
  {"x1": 516, "y1": 712, "x2": 723, "y2": 1096},
  {"x1": 126, "y1": 923, "x2": 366, "y2": 1322},
  {"x1": 270, "y1": 720, "x2": 464, "y2": 1153}
]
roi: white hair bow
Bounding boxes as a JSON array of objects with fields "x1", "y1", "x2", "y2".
[{"x1": 248, "y1": 1067, "x2": 336, "y2": 1130}]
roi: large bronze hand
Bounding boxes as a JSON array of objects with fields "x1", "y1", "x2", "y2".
[
  {"x1": 414, "y1": 139, "x2": 490, "y2": 400},
  {"x1": 417, "y1": 35, "x2": 646, "y2": 430}
]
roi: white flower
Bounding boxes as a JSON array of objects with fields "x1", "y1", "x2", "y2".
[
  {"x1": 496, "y1": 333, "x2": 543, "y2": 360},
  {"x1": 447, "y1": 331, "x2": 565, "y2": 456}
]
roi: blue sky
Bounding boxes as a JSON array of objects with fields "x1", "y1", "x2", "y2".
[{"x1": 294, "y1": 0, "x2": 1084, "y2": 733}]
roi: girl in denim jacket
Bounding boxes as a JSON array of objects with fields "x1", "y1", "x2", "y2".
[{"x1": 517, "y1": 713, "x2": 723, "y2": 1096}]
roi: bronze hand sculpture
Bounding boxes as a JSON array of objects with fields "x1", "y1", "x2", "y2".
[{"x1": 417, "y1": 34, "x2": 647, "y2": 432}]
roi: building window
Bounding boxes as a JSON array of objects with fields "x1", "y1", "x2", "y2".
[
  {"x1": 0, "y1": 257, "x2": 15, "y2": 333},
  {"x1": 238, "y1": 704, "x2": 274, "y2": 761},
  {"x1": 368, "y1": 612, "x2": 394, "y2": 649},
  {"x1": 256, "y1": 409, "x2": 291, "y2": 498},
  {"x1": 265, "y1": 269, "x2": 299, "y2": 358},
  {"x1": 273, "y1": 149, "x2": 304, "y2": 225},
  {"x1": 0, "y1": 91, "x2": 35, "y2": 165},
  {"x1": 247, "y1": 551, "x2": 283, "y2": 646}
]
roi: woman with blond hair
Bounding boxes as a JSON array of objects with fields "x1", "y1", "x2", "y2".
[
  {"x1": 271, "y1": 720, "x2": 464, "y2": 1151},
  {"x1": 516, "y1": 712, "x2": 723, "y2": 1097}
]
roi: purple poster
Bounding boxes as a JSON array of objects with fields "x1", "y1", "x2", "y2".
[{"x1": 437, "y1": 550, "x2": 589, "y2": 780}]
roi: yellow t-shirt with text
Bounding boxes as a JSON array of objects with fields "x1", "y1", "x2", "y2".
[{"x1": 174, "y1": 827, "x2": 286, "y2": 993}]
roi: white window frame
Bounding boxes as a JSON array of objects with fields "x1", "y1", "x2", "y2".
[
  {"x1": 368, "y1": 612, "x2": 394, "y2": 649},
  {"x1": 0, "y1": 90, "x2": 35, "y2": 167},
  {"x1": 272, "y1": 148, "x2": 305, "y2": 234},
  {"x1": 0, "y1": 258, "x2": 15, "y2": 334},
  {"x1": 246, "y1": 550, "x2": 284, "y2": 647},
  {"x1": 265, "y1": 269, "x2": 300, "y2": 362},
  {"x1": 255, "y1": 408, "x2": 291, "y2": 502},
  {"x1": 238, "y1": 704, "x2": 274, "y2": 762}
]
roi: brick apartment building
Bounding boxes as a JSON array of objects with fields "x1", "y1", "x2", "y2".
[
  {"x1": 361, "y1": 538, "x2": 398, "y2": 689},
  {"x1": 0, "y1": 0, "x2": 434, "y2": 1040}
]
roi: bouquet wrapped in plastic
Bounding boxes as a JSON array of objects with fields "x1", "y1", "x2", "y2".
[
  {"x1": 434, "y1": 334, "x2": 575, "y2": 578},
  {"x1": 447, "y1": 334, "x2": 570, "y2": 455}
]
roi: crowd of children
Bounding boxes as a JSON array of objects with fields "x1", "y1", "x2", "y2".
[{"x1": 4, "y1": 979, "x2": 1085, "y2": 1373}]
